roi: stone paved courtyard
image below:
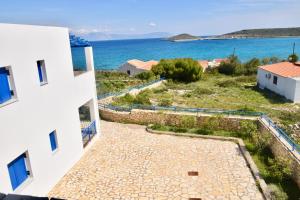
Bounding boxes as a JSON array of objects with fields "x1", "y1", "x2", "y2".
[{"x1": 49, "y1": 121, "x2": 263, "y2": 200}]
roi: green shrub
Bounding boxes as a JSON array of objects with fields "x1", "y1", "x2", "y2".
[
  {"x1": 243, "y1": 58, "x2": 261, "y2": 75},
  {"x1": 268, "y1": 184, "x2": 288, "y2": 200},
  {"x1": 195, "y1": 128, "x2": 213, "y2": 135},
  {"x1": 135, "y1": 71, "x2": 156, "y2": 81},
  {"x1": 151, "y1": 124, "x2": 168, "y2": 131},
  {"x1": 240, "y1": 121, "x2": 258, "y2": 138},
  {"x1": 180, "y1": 115, "x2": 196, "y2": 128},
  {"x1": 170, "y1": 127, "x2": 188, "y2": 133},
  {"x1": 218, "y1": 55, "x2": 243, "y2": 75},
  {"x1": 194, "y1": 87, "x2": 214, "y2": 96},
  {"x1": 158, "y1": 98, "x2": 173, "y2": 106},
  {"x1": 202, "y1": 116, "x2": 222, "y2": 131},
  {"x1": 238, "y1": 105, "x2": 257, "y2": 112},
  {"x1": 152, "y1": 58, "x2": 203, "y2": 82},
  {"x1": 217, "y1": 80, "x2": 239, "y2": 88},
  {"x1": 288, "y1": 53, "x2": 299, "y2": 63},
  {"x1": 235, "y1": 75, "x2": 256, "y2": 83},
  {"x1": 268, "y1": 157, "x2": 292, "y2": 182}
]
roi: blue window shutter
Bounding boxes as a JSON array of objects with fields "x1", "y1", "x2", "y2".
[
  {"x1": 0, "y1": 67, "x2": 12, "y2": 104},
  {"x1": 37, "y1": 62, "x2": 43, "y2": 82},
  {"x1": 7, "y1": 154, "x2": 28, "y2": 190},
  {"x1": 49, "y1": 132, "x2": 57, "y2": 151}
]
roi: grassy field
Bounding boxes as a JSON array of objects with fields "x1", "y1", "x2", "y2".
[
  {"x1": 150, "y1": 124, "x2": 300, "y2": 200},
  {"x1": 113, "y1": 73, "x2": 300, "y2": 143},
  {"x1": 95, "y1": 71, "x2": 143, "y2": 95}
]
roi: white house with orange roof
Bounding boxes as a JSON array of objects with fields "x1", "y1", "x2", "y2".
[
  {"x1": 119, "y1": 59, "x2": 158, "y2": 76},
  {"x1": 257, "y1": 61, "x2": 300, "y2": 102}
]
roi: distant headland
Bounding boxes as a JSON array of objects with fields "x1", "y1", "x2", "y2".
[
  {"x1": 217, "y1": 27, "x2": 300, "y2": 39},
  {"x1": 168, "y1": 33, "x2": 201, "y2": 42}
]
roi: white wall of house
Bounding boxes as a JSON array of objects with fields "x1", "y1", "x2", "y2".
[
  {"x1": 0, "y1": 24, "x2": 100, "y2": 196},
  {"x1": 257, "y1": 68, "x2": 300, "y2": 102},
  {"x1": 119, "y1": 63, "x2": 147, "y2": 76}
]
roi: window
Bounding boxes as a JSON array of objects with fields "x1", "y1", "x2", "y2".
[
  {"x1": 273, "y1": 76, "x2": 278, "y2": 85},
  {"x1": 49, "y1": 131, "x2": 58, "y2": 151},
  {"x1": 7, "y1": 153, "x2": 30, "y2": 190},
  {"x1": 37, "y1": 60, "x2": 47, "y2": 85},
  {"x1": 0, "y1": 67, "x2": 15, "y2": 104}
]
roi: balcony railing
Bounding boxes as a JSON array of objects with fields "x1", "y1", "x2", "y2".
[{"x1": 81, "y1": 121, "x2": 97, "y2": 147}]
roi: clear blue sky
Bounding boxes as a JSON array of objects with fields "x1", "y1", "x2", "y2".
[{"x1": 0, "y1": 0, "x2": 299, "y2": 35}]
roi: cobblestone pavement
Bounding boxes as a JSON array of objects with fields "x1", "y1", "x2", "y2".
[{"x1": 49, "y1": 121, "x2": 263, "y2": 200}]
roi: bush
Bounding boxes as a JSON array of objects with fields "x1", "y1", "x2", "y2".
[
  {"x1": 170, "y1": 127, "x2": 188, "y2": 133},
  {"x1": 152, "y1": 58, "x2": 203, "y2": 82},
  {"x1": 195, "y1": 128, "x2": 213, "y2": 135},
  {"x1": 217, "y1": 80, "x2": 239, "y2": 88},
  {"x1": 240, "y1": 121, "x2": 258, "y2": 138},
  {"x1": 243, "y1": 58, "x2": 261, "y2": 75},
  {"x1": 158, "y1": 98, "x2": 173, "y2": 106},
  {"x1": 268, "y1": 184, "x2": 288, "y2": 200},
  {"x1": 135, "y1": 71, "x2": 156, "y2": 81},
  {"x1": 218, "y1": 55, "x2": 243, "y2": 75},
  {"x1": 268, "y1": 157, "x2": 292, "y2": 182},
  {"x1": 194, "y1": 87, "x2": 214, "y2": 96},
  {"x1": 235, "y1": 76, "x2": 256, "y2": 83},
  {"x1": 180, "y1": 115, "x2": 196, "y2": 128},
  {"x1": 288, "y1": 53, "x2": 299, "y2": 63},
  {"x1": 151, "y1": 124, "x2": 168, "y2": 131},
  {"x1": 134, "y1": 89, "x2": 152, "y2": 105}
]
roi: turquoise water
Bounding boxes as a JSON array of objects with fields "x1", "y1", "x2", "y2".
[{"x1": 71, "y1": 37, "x2": 300, "y2": 70}]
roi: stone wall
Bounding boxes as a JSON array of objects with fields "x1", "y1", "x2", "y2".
[
  {"x1": 258, "y1": 120, "x2": 300, "y2": 188},
  {"x1": 99, "y1": 109, "x2": 254, "y2": 131}
]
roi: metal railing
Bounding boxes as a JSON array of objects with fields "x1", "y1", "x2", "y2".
[
  {"x1": 98, "y1": 78, "x2": 165, "y2": 100},
  {"x1": 81, "y1": 121, "x2": 97, "y2": 147},
  {"x1": 261, "y1": 115, "x2": 300, "y2": 154},
  {"x1": 99, "y1": 103, "x2": 263, "y2": 116}
]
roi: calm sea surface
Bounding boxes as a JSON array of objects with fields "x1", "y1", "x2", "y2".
[{"x1": 71, "y1": 37, "x2": 300, "y2": 70}]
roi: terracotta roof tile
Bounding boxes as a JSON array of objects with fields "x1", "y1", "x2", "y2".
[
  {"x1": 259, "y1": 62, "x2": 300, "y2": 78},
  {"x1": 127, "y1": 59, "x2": 158, "y2": 70}
]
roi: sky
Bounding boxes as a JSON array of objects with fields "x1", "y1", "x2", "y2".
[{"x1": 0, "y1": 0, "x2": 300, "y2": 36}]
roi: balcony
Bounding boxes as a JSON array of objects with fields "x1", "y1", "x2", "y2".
[
  {"x1": 70, "y1": 34, "x2": 93, "y2": 76},
  {"x1": 81, "y1": 121, "x2": 97, "y2": 147}
]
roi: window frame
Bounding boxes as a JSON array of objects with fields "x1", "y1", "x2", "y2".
[
  {"x1": 273, "y1": 75, "x2": 278, "y2": 85},
  {"x1": 37, "y1": 60, "x2": 48, "y2": 85},
  {"x1": 49, "y1": 131, "x2": 58, "y2": 152},
  {"x1": 0, "y1": 66, "x2": 17, "y2": 107},
  {"x1": 7, "y1": 152, "x2": 31, "y2": 191}
]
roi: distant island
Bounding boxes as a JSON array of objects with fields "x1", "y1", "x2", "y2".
[
  {"x1": 218, "y1": 27, "x2": 300, "y2": 39},
  {"x1": 168, "y1": 33, "x2": 201, "y2": 42}
]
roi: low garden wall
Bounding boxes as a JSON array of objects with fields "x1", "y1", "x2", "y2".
[
  {"x1": 99, "y1": 109, "x2": 254, "y2": 132},
  {"x1": 258, "y1": 120, "x2": 300, "y2": 188}
]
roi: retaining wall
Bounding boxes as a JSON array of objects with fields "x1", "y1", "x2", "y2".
[{"x1": 258, "y1": 120, "x2": 300, "y2": 188}]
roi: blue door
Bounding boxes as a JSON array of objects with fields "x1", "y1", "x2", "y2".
[
  {"x1": 7, "y1": 154, "x2": 29, "y2": 190},
  {"x1": 0, "y1": 67, "x2": 12, "y2": 104}
]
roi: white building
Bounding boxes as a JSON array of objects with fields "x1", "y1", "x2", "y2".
[
  {"x1": 257, "y1": 61, "x2": 300, "y2": 102},
  {"x1": 119, "y1": 59, "x2": 158, "y2": 76},
  {"x1": 0, "y1": 24, "x2": 100, "y2": 196}
]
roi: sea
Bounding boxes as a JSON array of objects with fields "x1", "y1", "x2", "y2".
[{"x1": 71, "y1": 37, "x2": 300, "y2": 70}]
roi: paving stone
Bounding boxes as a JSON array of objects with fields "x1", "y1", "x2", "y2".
[{"x1": 49, "y1": 121, "x2": 263, "y2": 200}]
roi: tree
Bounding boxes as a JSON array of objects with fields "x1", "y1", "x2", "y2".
[
  {"x1": 152, "y1": 58, "x2": 203, "y2": 82},
  {"x1": 288, "y1": 53, "x2": 299, "y2": 63},
  {"x1": 243, "y1": 58, "x2": 261, "y2": 75},
  {"x1": 218, "y1": 54, "x2": 243, "y2": 75}
]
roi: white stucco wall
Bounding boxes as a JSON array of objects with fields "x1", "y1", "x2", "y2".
[
  {"x1": 257, "y1": 68, "x2": 300, "y2": 102},
  {"x1": 0, "y1": 24, "x2": 100, "y2": 196},
  {"x1": 119, "y1": 63, "x2": 147, "y2": 76}
]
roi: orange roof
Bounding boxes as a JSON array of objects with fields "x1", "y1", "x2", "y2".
[
  {"x1": 214, "y1": 58, "x2": 228, "y2": 63},
  {"x1": 259, "y1": 62, "x2": 300, "y2": 78},
  {"x1": 127, "y1": 59, "x2": 158, "y2": 70},
  {"x1": 198, "y1": 60, "x2": 209, "y2": 70}
]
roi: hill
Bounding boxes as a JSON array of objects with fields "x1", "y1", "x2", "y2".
[
  {"x1": 220, "y1": 27, "x2": 300, "y2": 38},
  {"x1": 168, "y1": 34, "x2": 201, "y2": 42}
]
